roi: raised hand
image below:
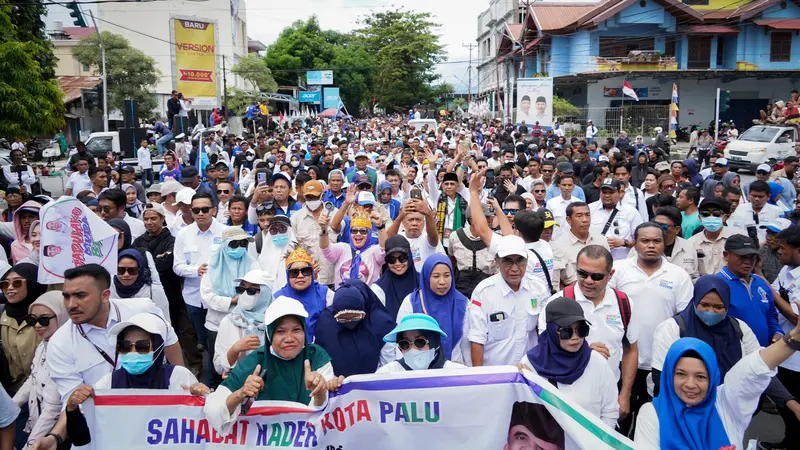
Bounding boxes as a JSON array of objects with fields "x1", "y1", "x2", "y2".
[
  {"x1": 235, "y1": 335, "x2": 262, "y2": 353},
  {"x1": 304, "y1": 360, "x2": 327, "y2": 398},
  {"x1": 241, "y1": 364, "x2": 264, "y2": 398}
]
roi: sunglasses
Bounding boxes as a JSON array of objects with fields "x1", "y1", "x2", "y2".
[
  {"x1": 533, "y1": 189, "x2": 545, "y2": 194},
  {"x1": 661, "y1": 184, "x2": 676, "y2": 190},
  {"x1": 235, "y1": 286, "x2": 260, "y2": 296},
  {"x1": 217, "y1": 189, "x2": 230, "y2": 194},
  {"x1": 500, "y1": 256, "x2": 526, "y2": 267},
  {"x1": 117, "y1": 339, "x2": 152, "y2": 354},
  {"x1": 288, "y1": 267, "x2": 314, "y2": 279},
  {"x1": 700, "y1": 210, "x2": 724, "y2": 218},
  {"x1": 503, "y1": 208, "x2": 519, "y2": 216},
  {"x1": 0, "y1": 279, "x2": 25, "y2": 290},
  {"x1": 24, "y1": 315, "x2": 56, "y2": 327},
  {"x1": 117, "y1": 267, "x2": 139, "y2": 276},
  {"x1": 228, "y1": 239, "x2": 249, "y2": 249},
  {"x1": 557, "y1": 323, "x2": 591, "y2": 340},
  {"x1": 542, "y1": 169, "x2": 554, "y2": 173},
  {"x1": 576, "y1": 269, "x2": 607, "y2": 281},
  {"x1": 397, "y1": 337, "x2": 430, "y2": 351},
  {"x1": 757, "y1": 170, "x2": 771, "y2": 175},
  {"x1": 256, "y1": 205, "x2": 273, "y2": 213},
  {"x1": 191, "y1": 206, "x2": 212, "y2": 214},
  {"x1": 386, "y1": 253, "x2": 409, "y2": 264},
  {"x1": 268, "y1": 224, "x2": 288, "y2": 235},
  {"x1": 98, "y1": 205, "x2": 116, "y2": 213},
  {"x1": 352, "y1": 228, "x2": 370, "y2": 236}
]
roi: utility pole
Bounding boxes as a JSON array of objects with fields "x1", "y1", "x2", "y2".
[
  {"x1": 462, "y1": 43, "x2": 477, "y2": 104},
  {"x1": 222, "y1": 55, "x2": 228, "y2": 118},
  {"x1": 87, "y1": 11, "x2": 108, "y2": 132}
]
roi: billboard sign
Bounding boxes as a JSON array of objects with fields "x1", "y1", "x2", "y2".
[
  {"x1": 307, "y1": 70, "x2": 334, "y2": 85},
  {"x1": 299, "y1": 91, "x2": 321, "y2": 103},
  {"x1": 323, "y1": 87, "x2": 341, "y2": 109},
  {"x1": 516, "y1": 77, "x2": 553, "y2": 127},
  {"x1": 171, "y1": 18, "x2": 219, "y2": 108}
]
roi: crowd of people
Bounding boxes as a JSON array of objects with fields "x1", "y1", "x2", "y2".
[{"x1": 3, "y1": 114, "x2": 800, "y2": 450}]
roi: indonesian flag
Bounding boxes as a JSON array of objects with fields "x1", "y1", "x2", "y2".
[{"x1": 622, "y1": 80, "x2": 639, "y2": 101}]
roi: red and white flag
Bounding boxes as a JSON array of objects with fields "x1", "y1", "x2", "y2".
[{"x1": 622, "y1": 80, "x2": 639, "y2": 101}]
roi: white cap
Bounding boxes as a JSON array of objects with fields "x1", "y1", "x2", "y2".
[
  {"x1": 598, "y1": 155, "x2": 609, "y2": 162},
  {"x1": 760, "y1": 217, "x2": 793, "y2": 233},
  {"x1": 160, "y1": 179, "x2": 182, "y2": 196},
  {"x1": 494, "y1": 235, "x2": 528, "y2": 258},
  {"x1": 714, "y1": 158, "x2": 729, "y2": 167},
  {"x1": 233, "y1": 269, "x2": 272, "y2": 286},
  {"x1": 109, "y1": 312, "x2": 167, "y2": 341},
  {"x1": 757, "y1": 163, "x2": 772, "y2": 173},
  {"x1": 143, "y1": 202, "x2": 166, "y2": 217},
  {"x1": 173, "y1": 187, "x2": 196, "y2": 206},
  {"x1": 264, "y1": 296, "x2": 309, "y2": 328},
  {"x1": 355, "y1": 151, "x2": 369, "y2": 159},
  {"x1": 357, "y1": 191, "x2": 376, "y2": 206},
  {"x1": 222, "y1": 226, "x2": 255, "y2": 242},
  {"x1": 545, "y1": 152, "x2": 555, "y2": 159}
]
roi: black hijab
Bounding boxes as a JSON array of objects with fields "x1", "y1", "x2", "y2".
[
  {"x1": 375, "y1": 235, "x2": 418, "y2": 320},
  {"x1": 111, "y1": 333, "x2": 174, "y2": 389},
  {"x1": 2, "y1": 263, "x2": 47, "y2": 323},
  {"x1": 108, "y1": 218, "x2": 132, "y2": 250}
]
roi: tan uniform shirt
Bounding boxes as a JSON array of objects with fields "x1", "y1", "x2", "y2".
[
  {"x1": 1, "y1": 311, "x2": 41, "y2": 393},
  {"x1": 688, "y1": 226, "x2": 747, "y2": 276},
  {"x1": 447, "y1": 227, "x2": 497, "y2": 275},
  {"x1": 551, "y1": 231, "x2": 610, "y2": 286},
  {"x1": 291, "y1": 206, "x2": 337, "y2": 286}
]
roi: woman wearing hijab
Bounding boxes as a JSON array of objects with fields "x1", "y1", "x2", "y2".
[
  {"x1": 321, "y1": 212, "x2": 386, "y2": 289},
  {"x1": 10, "y1": 200, "x2": 40, "y2": 264},
  {"x1": 372, "y1": 235, "x2": 418, "y2": 320},
  {"x1": 258, "y1": 215, "x2": 297, "y2": 292},
  {"x1": 204, "y1": 297, "x2": 334, "y2": 436},
  {"x1": 63, "y1": 312, "x2": 209, "y2": 447},
  {"x1": 522, "y1": 297, "x2": 619, "y2": 428},
  {"x1": 16, "y1": 219, "x2": 39, "y2": 267},
  {"x1": 108, "y1": 218, "x2": 162, "y2": 285},
  {"x1": 201, "y1": 227, "x2": 261, "y2": 383},
  {"x1": 768, "y1": 181, "x2": 792, "y2": 212},
  {"x1": 377, "y1": 314, "x2": 464, "y2": 373},
  {"x1": 0, "y1": 263, "x2": 48, "y2": 394},
  {"x1": 636, "y1": 322, "x2": 800, "y2": 450},
  {"x1": 396, "y1": 255, "x2": 469, "y2": 365},
  {"x1": 274, "y1": 247, "x2": 331, "y2": 342},
  {"x1": 651, "y1": 275, "x2": 761, "y2": 396},
  {"x1": 684, "y1": 159, "x2": 703, "y2": 189},
  {"x1": 213, "y1": 270, "x2": 274, "y2": 376},
  {"x1": 110, "y1": 249, "x2": 172, "y2": 324},
  {"x1": 314, "y1": 280, "x2": 395, "y2": 377},
  {"x1": 701, "y1": 178, "x2": 720, "y2": 201},
  {"x1": 122, "y1": 183, "x2": 144, "y2": 218},
  {"x1": 11, "y1": 291, "x2": 68, "y2": 445},
  {"x1": 721, "y1": 172, "x2": 740, "y2": 190}
]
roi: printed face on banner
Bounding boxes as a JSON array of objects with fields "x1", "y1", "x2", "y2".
[
  {"x1": 517, "y1": 78, "x2": 554, "y2": 128},
  {"x1": 504, "y1": 402, "x2": 565, "y2": 450}
]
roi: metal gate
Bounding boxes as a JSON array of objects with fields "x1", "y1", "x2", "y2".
[{"x1": 559, "y1": 106, "x2": 671, "y2": 139}]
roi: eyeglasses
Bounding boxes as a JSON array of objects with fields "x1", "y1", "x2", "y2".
[
  {"x1": 24, "y1": 315, "x2": 56, "y2": 327},
  {"x1": 98, "y1": 205, "x2": 116, "y2": 213},
  {"x1": 268, "y1": 224, "x2": 288, "y2": 235},
  {"x1": 0, "y1": 279, "x2": 25, "y2": 290},
  {"x1": 576, "y1": 268, "x2": 607, "y2": 281},
  {"x1": 557, "y1": 323, "x2": 591, "y2": 340},
  {"x1": 352, "y1": 228, "x2": 370, "y2": 236},
  {"x1": 217, "y1": 189, "x2": 230, "y2": 194},
  {"x1": 117, "y1": 339, "x2": 152, "y2": 354},
  {"x1": 288, "y1": 267, "x2": 313, "y2": 278},
  {"x1": 235, "y1": 286, "x2": 260, "y2": 296},
  {"x1": 699, "y1": 210, "x2": 724, "y2": 217},
  {"x1": 397, "y1": 337, "x2": 430, "y2": 351},
  {"x1": 386, "y1": 253, "x2": 409, "y2": 264},
  {"x1": 661, "y1": 184, "x2": 676, "y2": 190},
  {"x1": 503, "y1": 208, "x2": 519, "y2": 216},
  {"x1": 117, "y1": 267, "x2": 139, "y2": 276},
  {"x1": 191, "y1": 206, "x2": 212, "y2": 214},
  {"x1": 228, "y1": 239, "x2": 249, "y2": 249},
  {"x1": 499, "y1": 256, "x2": 526, "y2": 267}
]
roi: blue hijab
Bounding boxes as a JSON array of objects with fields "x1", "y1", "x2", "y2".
[
  {"x1": 208, "y1": 233, "x2": 253, "y2": 298},
  {"x1": 675, "y1": 275, "x2": 741, "y2": 378},
  {"x1": 768, "y1": 181, "x2": 784, "y2": 205},
  {"x1": 410, "y1": 255, "x2": 467, "y2": 359},
  {"x1": 376, "y1": 235, "x2": 418, "y2": 320},
  {"x1": 274, "y1": 262, "x2": 328, "y2": 343},
  {"x1": 229, "y1": 283, "x2": 274, "y2": 332},
  {"x1": 527, "y1": 321, "x2": 592, "y2": 385},
  {"x1": 314, "y1": 280, "x2": 396, "y2": 377},
  {"x1": 654, "y1": 338, "x2": 730, "y2": 450}
]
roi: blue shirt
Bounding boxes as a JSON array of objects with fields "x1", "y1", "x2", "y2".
[
  {"x1": 228, "y1": 217, "x2": 259, "y2": 236},
  {"x1": 381, "y1": 199, "x2": 401, "y2": 220},
  {"x1": 275, "y1": 201, "x2": 303, "y2": 218},
  {"x1": 322, "y1": 190, "x2": 346, "y2": 209},
  {"x1": 717, "y1": 267, "x2": 783, "y2": 346},
  {"x1": 160, "y1": 166, "x2": 182, "y2": 182},
  {"x1": 544, "y1": 184, "x2": 586, "y2": 202},
  {"x1": 245, "y1": 105, "x2": 259, "y2": 119}
]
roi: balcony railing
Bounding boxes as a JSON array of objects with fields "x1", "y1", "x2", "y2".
[{"x1": 595, "y1": 51, "x2": 678, "y2": 71}]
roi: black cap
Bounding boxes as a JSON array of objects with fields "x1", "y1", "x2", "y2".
[
  {"x1": 545, "y1": 297, "x2": 590, "y2": 327},
  {"x1": 442, "y1": 172, "x2": 459, "y2": 183},
  {"x1": 556, "y1": 162, "x2": 574, "y2": 173},
  {"x1": 119, "y1": 165, "x2": 135, "y2": 174},
  {"x1": 181, "y1": 166, "x2": 198, "y2": 181},
  {"x1": 724, "y1": 234, "x2": 759, "y2": 256},
  {"x1": 600, "y1": 178, "x2": 622, "y2": 191},
  {"x1": 699, "y1": 197, "x2": 730, "y2": 214}
]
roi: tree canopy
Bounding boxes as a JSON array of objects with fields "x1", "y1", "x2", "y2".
[{"x1": 231, "y1": 54, "x2": 278, "y2": 94}]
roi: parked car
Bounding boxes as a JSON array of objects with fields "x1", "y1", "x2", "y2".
[{"x1": 723, "y1": 125, "x2": 797, "y2": 172}]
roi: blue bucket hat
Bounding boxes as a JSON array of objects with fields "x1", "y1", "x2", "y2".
[{"x1": 383, "y1": 313, "x2": 447, "y2": 343}]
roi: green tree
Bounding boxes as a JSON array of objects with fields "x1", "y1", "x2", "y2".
[
  {"x1": 356, "y1": 8, "x2": 448, "y2": 111},
  {"x1": 264, "y1": 17, "x2": 337, "y2": 87},
  {"x1": 72, "y1": 31, "x2": 159, "y2": 118},
  {"x1": 553, "y1": 95, "x2": 579, "y2": 118},
  {"x1": 231, "y1": 54, "x2": 278, "y2": 93},
  {"x1": 0, "y1": 0, "x2": 64, "y2": 138}
]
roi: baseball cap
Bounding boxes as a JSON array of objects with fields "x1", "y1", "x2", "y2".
[
  {"x1": 222, "y1": 226, "x2": 255, "y2": 242},
  {"x1": 355, "y1": 171, "x2": 373, "y2": 187},
  {"x1": 146, "y1": 183, "x2": 162, "y2": 194},
  {"x1": 556, "y1": 162, "x2": 574, "y2": 173},
  {"x1": 110, "y1": 312, "x2": 167, "y2": 341},
  {"x1": 714, "y1": 158, "x2": 729, "y2": 167},
  {"x1": 699, "y1": 197, "x2": 730, "y2": 214},
  {"x1": 357, "y1": 191, "x2": 376, "y2": 206},
  {"x1": 494, "y1": 235, "x2": 527, "y2": 258},
  {"x1": 181, "y1": 166, "x2": 198, "y2": 183},
  {"x1": 143, "y1": 202, "x2": 166, "y2": 217},
  {"x1": 545, "y1": 152, "x2": 556, "y2": 160},
  {"x1": 757, "y1": 164, "x2": 772, "y2": 173},
  {"x1": 724, "y1": 234, "x2": 759, "y2": 256},
  {"x1": 272, "y1": 172, "x2": 291, "y2": 184},
  {"x1": 598, "y1": 155, "x2": 609, "y2": 162},
  {"x1": 545, "y1": 297, "x2": 590, "y2": 328},
  {"x1": 173, "y1": 187, "x2": 196, "y2": 206},
  {"x1": 537, "y1": 208, "x2": 559, "y2": 228},
  {"x1": 119, "y1": 166, "x2": 135, "y2": 174},
  {"x1": 760, "y1": 217, "x2": 793, "y2": 234},
  {"x1": 160, "y1": 179, "x2": 182, "y2": 196},
  {"x1": 654, "y1": 161, "x2": 670, "y2": 172},
  {"x1": 303, "y1": 180, "x2": 324, "y2": 197},
  {"x1": 600, "y1": 178, "x2": 622, "y2": 191},
  {"x1": 355, "y1": 151, "x2": 369, "y2": 159}
]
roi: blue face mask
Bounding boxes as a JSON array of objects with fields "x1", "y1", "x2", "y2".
[
  {"x1": 121, "y1": 352, "x2": 155, "y2": 375},
  {"x1": 701, "y1": 216, "x2": 723, "y2": 232},
  {"x1": 403, "y1": 348, "x2": 437, "y2": 370},
  {"x1": 695, "y1": 306, "x2": 726, "y2": 327},
  {"x1": 272, "y1": 233, "x2": 290, "y2": 246},
  {"x1": 226, "y1": 247, "x2": 246, "y2": 259}
]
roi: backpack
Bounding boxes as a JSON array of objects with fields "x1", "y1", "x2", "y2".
[
  {"x1": 564, "y1": 284, "x2": 632, "y2": 348},
  {"x1": 674, "y1": 314, "x2": 743, "y2": 340},
  {"x1": 454, "y1": 228, "x2": 491, "y2": 297}
]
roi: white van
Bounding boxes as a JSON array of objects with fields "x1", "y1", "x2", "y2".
[
  {"x1": 724, "y1": 125, "x2": 797, "y2": 171},
  {"x1": 407, "y1": 119, "x2": 438, "y2": 131}
]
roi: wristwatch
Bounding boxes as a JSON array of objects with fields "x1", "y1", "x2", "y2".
[
  {"x1": 784, "y1": 333, "x2": 800, "y2": 351},
  {"x1": 377, "y1": 223, "x2": 386, "y2": 230}
]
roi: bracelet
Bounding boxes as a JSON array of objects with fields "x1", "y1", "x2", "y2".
[{"x1": 47, "y1": 433, "x2": 63, "y2": 446}]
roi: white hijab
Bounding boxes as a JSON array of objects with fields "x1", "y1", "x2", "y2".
[{"x1": 257, "y1": 227, "x2": 297, "y2": 292}]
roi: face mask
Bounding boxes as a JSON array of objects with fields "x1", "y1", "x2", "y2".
[
  {"x1": 403, "y1": 348, "x2": 437, "y2": 370},
  {"x1": 695, "y1": 306, "x2": 726, "y2": 327},
  {"x1": 272, "y1": 233, "x2": 289, "y2": 246},
  {"x1": 226, "y1": 247, "x2": 246, "y2": 259},
  {"x1": 270, "y1": 346, "x2": 291, "y2": 361},
  {"x1": 121, "y1": 351, "x2": 155, "y2": 375},
  {"x1": 290, "y1": 160, "x2": 300, "y2": 168},
  {"x1": 238, "y1": 292, "x2": 257, "y2": 310},
  {"x1": 306, "y1": 200, "x2": 321, "y2": 211},
  {"x1": 701, "y1": 216, "x2": 723, "y2": 232},
  {"x1": 246, "y1": 155, "x2": 254, "y2": 162}
]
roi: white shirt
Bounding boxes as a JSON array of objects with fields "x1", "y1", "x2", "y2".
[
  {"x1": 65, "y1": 171, "x2": 92, "y2": 194},
  {"x1": 540, "y1": 285, "x2": 640, "y2": 381},
  {"x1": 635, "y1": 351, "x2": 776, "y2": 450},
  {"x1": 137, "y1": 146, "x2": 152, "y2": 169},
  {"x1": 168, "y1": 211, "x2": 192, "y2": 236},
  {"x1": 521, "y1": 352, "x2": 619, "y2": 428},
  {"x1": 109, "y1": 285, "x2": 171, "y2": 324},
  {"x1": 586, "y1": 125, "x2": 598, "y2": 139},
  {"x1": 95, "y1": 365, "x2": 197, "y2": 389},
  {"x1": 728, "y1": 202, "x2": 784, "y2": 245},
  {"x1": 468, "y1": 273, "x2": 550, "y2": 366},
  {"x1": 172, "y1": 220, "x2": 227, "y2": 308},
  {"x1": 621, "y1": 184, "x2": 649, "y2": 221},
  {"x1": 402, "y1": 232, "x2": 445, "y2": 272},
  {"x1": 772, "y1": 265, "x2": 800, "y2": 371},
  {"x1": 488, "y1": 235, "x2": 555, "y2": 293},
  {"x1": 589, "y1": 201, "x2": 643, "y2": 260},
  {"x1": 213, "y1": 315, "x2": 267, "y2": 376},
  {"x1": 545, "y1": 195, "x2": 580, "y2": 238},
  {"x1": 607, "y1": 257, "x2": 692, "y2": 371},
  {"x1": 47, "y1": 298, "x2": 178, "y2": 406},
  {"x1": 397, "y1": 294, "x2": 471, "y2": 365},
  {"x1": 2, "y1": 165, "x2": 35, "y2": 189}
]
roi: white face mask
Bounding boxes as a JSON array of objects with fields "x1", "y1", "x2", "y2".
[
  {"x1": 238, "y1": 292, "x2": 257, "y2": 310},
  {"x1": 305, "y1": 200, "x2": 322, "y2": 210},
  {"x1": 246, "y1": 155, "x2": 254, "y2": 162},
  {"x1": 290, "y1": 160, "x2": 300, "y2": 168}
]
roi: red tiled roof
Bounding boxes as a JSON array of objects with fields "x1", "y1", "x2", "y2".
[
  {"x1": 754, "y1": 18, "x2": 800, "y2": 29},
  {"x1": 62, "y1": 27, "x2": 96, "y2": 40},
  {"x1": 507, "y1": 23, "x2": 524, "y2": 41},
  {"x1": 57, "y1": 76, "x2": 101, "y2": 103},
  {"x1": 529, "y1": 3, "x2": 599, "y2": 31},
  {"x1": 679, "y1": 24, "x2": 741, "y2": 33}
]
